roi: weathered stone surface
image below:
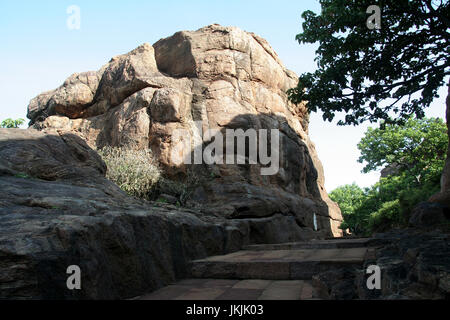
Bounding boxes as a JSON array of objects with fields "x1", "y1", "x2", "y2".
[
  {"x1": 409, "y1": 202, "x2": 450, "y2": 228},
  {"x1": 312, "y1": 268, "x2": 359, "y2": 300},
  {"x1": 134, "y1": 232, "x2": 449, "y2": 300},
  {"x1": 0, "y1": 129, "x2": 313, "y2": 299},
  {"x1": 135, "y1": 279, "x2": 313, "y2": 300},
  {"x1": 27, "y1": 71, "x2": 104, "y2": 123},
  {"x1": 189, "y1": 247, "x2": 367, "y2": 280},
  {"x1": 312, "y1": 229, "x2": 450, "y2": 300},
  {"x1": 28, "y1": 24, "x2": 343, "y2": 238}
]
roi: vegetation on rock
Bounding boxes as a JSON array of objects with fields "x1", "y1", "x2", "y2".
[
  {"x1": 98, "y1": 146, "x2": 162, "y2": 200},
  {"x1": 98, "y1": 146, "x2": 204, "y2": 205}
]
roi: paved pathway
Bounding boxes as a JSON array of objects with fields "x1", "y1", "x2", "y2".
[
  {"x1": 135, "y1": 238, "x2": 370, "y2": 300},
  {"x1": 135, "y1": 279, "x2": 316, "y2": 300}
]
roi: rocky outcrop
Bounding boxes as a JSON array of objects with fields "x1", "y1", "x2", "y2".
[
  {"x1": 27, "y1": 24, "x2": 343, "y2": 237},
  {"x1": 311, "y1": 229, "x2": 450, "y2": 300},
  {"x1": 0, "y1": 128, "x2": 319, "y2": 299},
  {"x1": 409, "y1": 202, "x2": 450, "y2": 229}
]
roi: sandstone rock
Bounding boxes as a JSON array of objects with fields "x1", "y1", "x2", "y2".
[
  {"x1": 0, "y1": 128, "x2": 107, "y2": 182},
  {"x1": 27, "y1": 71, "x2": 103, "y2": 123},
  {"x1": 94, "y1": 43, "x2": 160, "y2": 108},
  {"x1": 0, "y1": 129, "x2": 312, "y2": 299},
  {"x1": 28, "y1": 24, "x2": 343, "y2": 237}
]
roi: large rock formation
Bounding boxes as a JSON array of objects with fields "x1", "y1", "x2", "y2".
[
  {"x1": 28, "y1": 24, "x2": 343, "y2": 237},
  {"x1": 0, "y1": 128, "x2": 310, "y2": 299}
]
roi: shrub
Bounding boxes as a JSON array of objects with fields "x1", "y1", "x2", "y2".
[
  {"x1": 368, "y1": 200, "x2": 402, "y2": 233},
  {"x1": 98, "y1": 146, "x2": 206, "y2": 205},
  {"x1": 98, "y1": 146, "x2": 161, "y2": 200},
  {"x1": 1, "y1": 118, "x2": 25, "y2": 128},
  {"x1": 398, "y1": 181, "x2": 441, "y2": 223}
]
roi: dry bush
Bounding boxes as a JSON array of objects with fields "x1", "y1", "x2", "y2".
[{"x1": 98, "y1": 146, "x2": 161, "y2": 200}]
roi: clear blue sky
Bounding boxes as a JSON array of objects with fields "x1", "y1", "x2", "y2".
[{"x1": 0, "y1": 0, "x2": 446, "y2": 191}]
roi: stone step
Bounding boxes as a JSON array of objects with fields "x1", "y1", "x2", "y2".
[
  {"x1": 134, "y1": 279, "x2": 318, "y2": 300},
  {"x1": 243, "y1": 238, "x2": 371, "y2": 251},
  {"x1": 190, "y1": 247, "x2": 367, "y2": 280}
]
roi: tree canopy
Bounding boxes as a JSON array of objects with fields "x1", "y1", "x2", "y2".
[
  {"x1": 1, "y1": 118, "x2": 25, "y2": 128},
  {"x1": 358, "y1": 117, "x2": 447, "y2": 179},
  {"x1": 330, "y1": 116, "x2": 447, "y2": 234},
  {"x1": 288, "y1": 0, "x2": 450, "y2": 125},
  {"x1": 328, "y1": 183, "x2": 366, "y2": 233}
]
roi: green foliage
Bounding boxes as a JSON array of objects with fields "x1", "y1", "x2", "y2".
[
  {"x1": 329, "y1": 183, "x2": 366, "y2": 233},
  {"x1": 288, "y1": 0, "x2": 449, "y2": 125},
  {"x1": 398, "y1": 179, "x2": 441, "y2": 222},
  {"x1": 330, "y1": 117, "x2": 448, "y2": 235},
  {"x1": 1, "y1": 118, "x2": 25, "y2": 128},
  {"x1": 357, "y1": 117, "x2": 447, "y2": 176},
  {"x1": 368, "y1": 199, "x2": 401, "y2": 233},
  {"x1": 98, "y1": 146, "x2": 161, "y2": 200}
]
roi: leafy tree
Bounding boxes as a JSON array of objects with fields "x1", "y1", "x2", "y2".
[
  {"x1": 330, "y1": 116, "x2": 447, "y2": 234},
  {"x1": 288, "y1": 0, "x2": 450, "y2": 125},
  {"x1": 358, "y1": 117, "x2": 447, "y2": 182},
  {"x1": 329, "y1": 183, "x2": 366, "y2": 233},
  {"x1": 1, "y1": 118, "x2": 25, "y2": 128}
]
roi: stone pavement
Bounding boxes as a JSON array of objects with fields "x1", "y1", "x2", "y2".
[
  {"x1": 135, "y1": 239, "x2": 370, "y2": 300},
  {"x1": 134, "y1": 279, "x2": 316, "y2": 300},
  {"x1": 191, "y1": 247, "x2": 367, "y2": 280},
  {"x1": 243, "y1": 238, "x2": 371, "y2": 250}
]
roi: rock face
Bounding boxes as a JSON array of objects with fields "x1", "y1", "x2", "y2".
[
  {"x1": 0, "y1": 128, "x2": 316, "y2": 299},
  {"x1": 409, "y1": 202, "x2": 450, "y2": 229},
  {"x1": 311, "y1": 230, "x2": 450, "y2": 300},
  {"x1": 28, "y1": 24, "x2": 343, "y2": 237}
]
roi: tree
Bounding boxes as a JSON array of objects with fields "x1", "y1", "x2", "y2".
[
  {"x1": 358, "y1": 117, "x2": 447, "y2": 182},
  {"x1": 329, "y1": 183, "x2": 366, "y2": 233},
  {"x1": 288, "y1": 0, "x2": 449, "y2": 126},
  {"x1": 330, "y1": 117, "x2": 447, "y2": 234},
  {"x1": 1, "y1": 118, "x2": 25, "y2": 128}
]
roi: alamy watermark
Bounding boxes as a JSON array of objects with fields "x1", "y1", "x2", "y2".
[
  {"x1": 366, "y1": 265, "x2": 381, "y2": 290},
  {"x1": 67, "y1": 5, "x2": 81, "y2": 30},
  {"x1": 366, "y1": 5, "x2": 381, "y2": 30},
  {"x1": 170, "y1": 121, "x2": 280, "y2": 175},
  {"x1": 66, "y1": 265, "x2": 81, "y2": 290}
]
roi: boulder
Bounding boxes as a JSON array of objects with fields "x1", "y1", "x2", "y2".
[
  {"x1": 409, "y1": 202, "x2": 450, "y2": 229},
  {"x1": 27, "y1": 71, "x2": 104, "y2": 123},
  {"x1": 28, "y1": 24, "x2": 343, "y2": 237}
]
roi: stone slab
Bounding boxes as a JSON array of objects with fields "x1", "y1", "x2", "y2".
[
  {"x1": 244, "y1": 238, "x2": 371, "y2": 251},
  {"x1": 136, "y1": 279, "x2": 316, "y2": 300},
  {"x1": 190, "y1": 248, "x2": 367, "y2": 280}
]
